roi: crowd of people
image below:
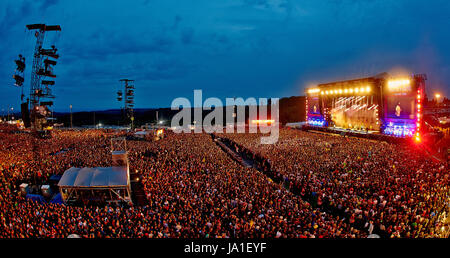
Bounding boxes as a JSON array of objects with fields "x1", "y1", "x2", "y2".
[
  {"x1": 217, "y1": 128, "x2": 450, "y2": 238},
  {"x1": 0, "y1": 123, "x2": 448, "y2": 238}
]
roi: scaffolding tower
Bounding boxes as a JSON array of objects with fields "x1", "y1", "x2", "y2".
[
  {"x1": 26, "y1": 24, "x2": 61, "y2": 132},
  {"x1": 118, "y1": 79, "x2": 135, "y2": 128}
]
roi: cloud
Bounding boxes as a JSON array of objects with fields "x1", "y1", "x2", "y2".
[
  {"x1": 180, "y1": 28, "x2": 194, "y2": 45},
  {"x1": 0, "y1": 1, "x2": 33, "y2": 39},
  {"x1": 173, "y1": 15, "x2": 182, "y2": 29},
  {"x1": 39, "y1": 0, "x2": 59, "y2": 11}
]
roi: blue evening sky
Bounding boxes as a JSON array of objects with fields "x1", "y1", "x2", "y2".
[{"x1": 0, "y1": 0, "x2": 449, "y2": 111}]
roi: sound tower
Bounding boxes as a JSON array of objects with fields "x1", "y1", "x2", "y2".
[{"x1": 21, "y1": 102, "x2": 31, "y2": 127}]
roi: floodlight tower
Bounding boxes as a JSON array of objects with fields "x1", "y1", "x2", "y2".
[
  {"x1": 26, "y1": 24, "x2": 61, "y2": 132},
  {"x1": 118, "y1": 79, "x2": 135, "y2": 129}
]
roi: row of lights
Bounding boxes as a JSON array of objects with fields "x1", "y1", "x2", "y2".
[
  {"x1": 320, "y1": 86, "x2": 372, "y2": 95},
  {"x1": 251, "y1": 119, "x2": 275, "y2": 124},
  {"x1": 415, "y1": 88, "x2": 422, "y2": 142},
  {"x1": 387, "y1": 79, "x2": 410, "y2": 89},
  {"x1": 309, "y1": 78, "x2": 413, "y2": 96},
  {"x1": 375, "y1": 106, "x2": 379, "y2": 125},
  {"x1": 308, "y1": 118, "x2": 326, "y2": 127},
  {"x1": 307, "y1": 88, "x2": 320, "y2": 94},
  {"x1": 384, "y1": 123, "x2": 416, "y2": 137},
  {"x1": 387, "y1": 78, "x2": 413, "y2": 94},
  {"x1": 305, "y1": 98, "x2": 308, "y2": 121}
]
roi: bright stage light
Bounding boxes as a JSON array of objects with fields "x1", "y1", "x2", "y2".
[
  {"x1": 355, "y1": 88, "x2": 359, "y2": 93},
  {"x1": 308, "y1": 88, "x2": 320, "y2": 94},
  {"x1": 252, "y1": 119, "x2": 275, "y2": 124},
  {"x1": 360, "y1": 87, "x2": 365, "y2": 93},
  {"x1": 334, "y1": 90, "x2": 337, "y2": 94},
  {"x1": 366, "y1": 86, "x2": 371, "y2": 92},
  {"x1": 325, "y1": 90, "x2": 329, "y2": 94},
  {"x1": 349, "y1": 89, "x2": 353, "y2": 93},
  {"x1": 338, "y1": 89, "x2": 342, "y2": 94},
  {"x1": 344, "y1": 89, "x2": 348, "y2": 93},
  {"x1": 388, "y1": 78, "x2": 411, "y2": 91},
  {"x1": 435, "y1": 93, "x2": 441, "y2": 100}
]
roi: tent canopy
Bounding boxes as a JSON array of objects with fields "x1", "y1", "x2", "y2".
[{"x1": 58, "y1": 166, "x2": 128, "y2": 188}]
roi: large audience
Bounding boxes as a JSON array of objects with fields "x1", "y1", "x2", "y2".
[
  {"x1": 0, "y1": 124, "x2": 448, "y2": 238},
  {"x1": 217, "y1": 128, "x2": 450, "y2": 238}
]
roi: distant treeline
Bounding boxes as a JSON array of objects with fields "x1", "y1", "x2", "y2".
[{"x1": 52, "y1": 96, "x2": 306, "y2": 127}]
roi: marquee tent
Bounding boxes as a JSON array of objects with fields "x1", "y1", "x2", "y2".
[{"x1": 58, "y1": 166, "x2": 131, "y2": 204}]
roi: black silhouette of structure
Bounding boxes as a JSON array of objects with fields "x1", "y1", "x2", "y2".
[
  {"x1": 25, "y1": 24, "x2": 61, "y2": 133},
  {"x1": 13, "y1": 54, "x2": 28, "y2": 125},
  {"x1": 118, "y1": 79, "x2": 135, "y2": 128},
  {"x1": 13, "y1": 54, "x2": 26, "y2": 88}
]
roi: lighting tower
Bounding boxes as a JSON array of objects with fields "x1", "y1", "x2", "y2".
[
  {"x1": 26, "y1": 24, "x2": 61, "y2": 132},
  {"x1": 118, "y1": 79, "x2": 135, "y2": 128}
]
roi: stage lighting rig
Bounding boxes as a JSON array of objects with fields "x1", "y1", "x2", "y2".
[
  {"x1": 13, "y1": 54, "x2": 26, "y2": 88},
  {"x1": 26, "y1": 23, "x2": 61, "y2": 132},
  {"x1": 118, "y1": 79, "x2": 135, "y2": 128}
]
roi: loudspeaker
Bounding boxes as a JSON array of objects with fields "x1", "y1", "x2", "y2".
[{"x1": 21, "y1": 102, "x2": 31, "y2": 127}]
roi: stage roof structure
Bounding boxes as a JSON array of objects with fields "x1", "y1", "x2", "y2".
[
  {"x1": 58, "y1": 166, "x2": 132, "y2": 205},
  {"x1": 58, "y1": 166, "x2": 128, "y2": 188}
]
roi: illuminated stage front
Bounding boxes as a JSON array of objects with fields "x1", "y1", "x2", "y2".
[
  {"x1": 330, "y1": 96, "x2": 379, "y2": 131},
  {"x1": 305, "y1": 73, "x2": 426, "y2": 140}
]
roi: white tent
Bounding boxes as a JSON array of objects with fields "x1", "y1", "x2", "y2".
[
  {"x1": 58, "y1": 166, "x2": 128, "y2": 187},
  {"x1": 58, "y1": 166, "x2": 131, "y2": 204}
]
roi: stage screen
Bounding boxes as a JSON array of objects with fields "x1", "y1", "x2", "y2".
[
  {"x1": 386, "y1": 92, "x2": 416, "y2": 120},
  {"x1": 307, "y1": 96, "x2": 321, "y2": 115}
]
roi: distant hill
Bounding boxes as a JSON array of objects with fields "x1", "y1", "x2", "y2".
[{"x1": 13, "y1": 96, "x2": 307, "y2": 127}]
